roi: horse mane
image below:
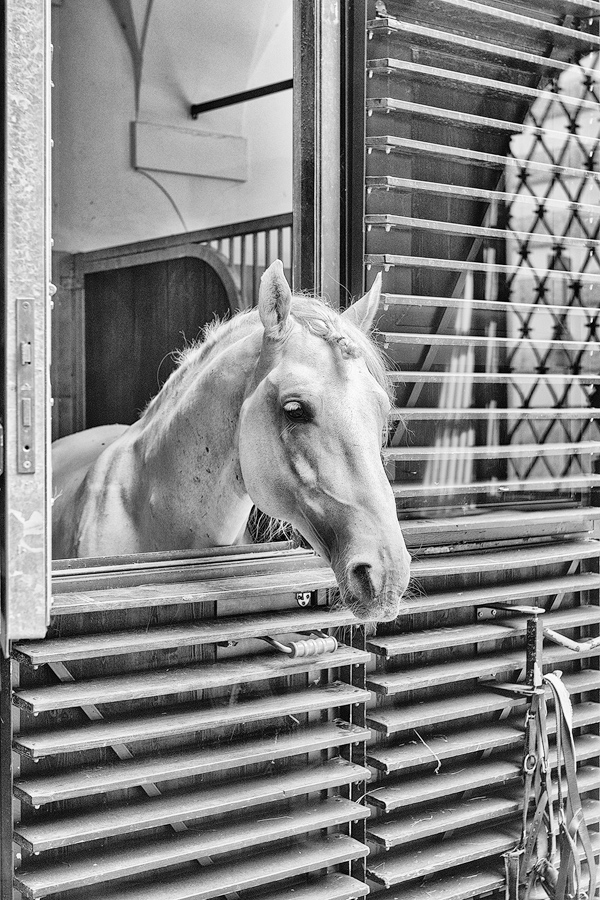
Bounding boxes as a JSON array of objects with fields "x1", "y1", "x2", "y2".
[{"x1": 140, "y1": 293, "x2": 393, "y2": 425}]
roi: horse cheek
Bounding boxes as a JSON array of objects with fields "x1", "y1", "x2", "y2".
[{"x1": 238, "y1": 409, "x2": 290, "y2": 518}]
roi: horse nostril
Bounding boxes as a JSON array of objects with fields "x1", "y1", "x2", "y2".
[{"x1": 348, "y1": 561, "x2": 379, "y2": 601}]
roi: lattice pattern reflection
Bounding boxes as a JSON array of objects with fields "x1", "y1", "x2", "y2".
[{"x1": 504, "y1": 50, "x2": 600, "y2": 483}]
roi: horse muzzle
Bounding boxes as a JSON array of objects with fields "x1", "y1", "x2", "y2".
[{"x1": 338, "y1": 550, "x2": 411, "y2": 622}]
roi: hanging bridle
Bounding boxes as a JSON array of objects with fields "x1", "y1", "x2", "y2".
[{"x1": 491, "y1": 607, "x2": 597, "y2": 900}]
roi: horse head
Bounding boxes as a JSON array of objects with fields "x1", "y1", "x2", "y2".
[{"x1": 239, "y1": 260, "x2": 410, "y2": 622}]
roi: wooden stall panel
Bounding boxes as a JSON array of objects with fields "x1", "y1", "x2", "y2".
[{"x1": 9, "y1": 545, "x2": 371, "y2": 900}]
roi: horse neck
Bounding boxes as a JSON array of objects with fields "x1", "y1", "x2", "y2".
[{"x1": 135, "y1": 330, "x2": 261, "y2": 549}]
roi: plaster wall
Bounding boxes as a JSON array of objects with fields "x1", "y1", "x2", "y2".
[{"x1": 52, "y1": 0, "x2": 293, "y2": 253}]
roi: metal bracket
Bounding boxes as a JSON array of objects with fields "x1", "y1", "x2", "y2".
[{"x1": 16, "y1": 299, "x2": 35, "y2": 474}]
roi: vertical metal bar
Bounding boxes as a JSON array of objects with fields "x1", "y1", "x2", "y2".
[
  {"x1": 0, "y1": 655, "x2": 15, "y2": 900},
  {"x1": 340, "y1": 0, "x2": 367, "y2": 303},
  {"x1": 525, "y1": 613, "x2": 545, "y2": 688},
  {"x1": 293, "y1": 0, "x2": 316, "y2": 295},
  {"x1": 293, "y1": 0, "x2": 342, "y2": 304},
  {"x1": 351, "y1": 623, "x2": 367, "y2": 885},
  {"x1": 71, "y1": 255, "x2": 86, "y2": 432},
  {"x1": 252, "y1": 231, "x2": 259, "y2": 308},
  {"x1": 277, "y1": 227, "x2": 284, "y2": 265},
  {"x1": 240, "y1": 234, "x2": 246, "y2": 309},
  {"x1": 588, "y1": 517, "x2": 600, "y2": 824}
]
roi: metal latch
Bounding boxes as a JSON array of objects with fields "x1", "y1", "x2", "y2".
[{"x1": 16, "y1": 299, "x2": 35, "y2": 473}]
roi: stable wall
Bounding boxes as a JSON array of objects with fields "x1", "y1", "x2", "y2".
[{"x1": 52, "y1": 0, "x2": 293, "y2": 253}]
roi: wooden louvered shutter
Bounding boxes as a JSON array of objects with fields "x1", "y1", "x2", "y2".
[
  {"x1": 358, "y1": 1, "x2": 600, "y2": 897},
  {"x1": 9, "y1": 546, "x2": 372, "y2": 899}
]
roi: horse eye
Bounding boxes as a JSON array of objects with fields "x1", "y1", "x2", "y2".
[{"x1": 283, "y1": 401, "x2": 306, "y2": 421}]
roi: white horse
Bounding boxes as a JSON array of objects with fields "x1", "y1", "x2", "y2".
[{"x1": 52, "y1": 261, "x2": 410, "y2": 621}]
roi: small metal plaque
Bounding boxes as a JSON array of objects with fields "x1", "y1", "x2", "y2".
[{"x1": 16, "y1": 298, "x2": 35, "y2": 473}]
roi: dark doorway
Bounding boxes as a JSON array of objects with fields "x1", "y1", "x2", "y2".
[{"x1": 84, "y1": 254, "x2": 232, "y2": 427}]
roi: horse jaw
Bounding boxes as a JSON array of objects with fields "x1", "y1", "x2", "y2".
[{"x1": 293, "y1": 490, "x2": 410, "y2": 624}]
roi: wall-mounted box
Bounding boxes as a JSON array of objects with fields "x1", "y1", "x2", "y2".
[{"x1": 131, "y1": 120, "x2": 247, "y2": 182}]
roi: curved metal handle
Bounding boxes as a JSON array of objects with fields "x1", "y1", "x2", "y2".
[{"x1": 262, "y1": 634, "x2": 338, "y2": 658}]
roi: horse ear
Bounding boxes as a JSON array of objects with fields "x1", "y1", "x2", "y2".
[
  {"x1": 259, "y1": 260, "x2": 292, "y2": 340},
  {"x1": 341, "y1": 272, "x2": 382, "y2": 333}
]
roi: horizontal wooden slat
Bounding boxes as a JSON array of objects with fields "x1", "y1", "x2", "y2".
[
  {"x1": 368, "y1": 792, "x2": 584, "y2": 855},
  {"x1": 367, "y1": 213, "x2": 599, "y2": 252},
  {"x1": 399, "y1": 571, "x2": 600, "y2": 616},
  {"x1": 367, "y1": 58, "x2": 600, "y2": 114},
  {"x1": 409, "y1": 0, "x2": 600, "y2": 47},
  {"x1": 80, "y1": 834, "x2": 368, "y2": 900},
  {"x1": 410, "y1": 539, "x2": 600, "y2": 579},
  {"x1": 382, "y1": 330, "x2": 600, "y2": 351},
  {"x1": 52, "y1": 547, "x2": 330, "y2": 591},
  {"x1": 390, "y1": 406, "x2": 599, "y2": 420},
  {"x1": 53, "y1": 545, "x2": 312, "y2": 577},
  {"x1": 18, "y1": 870, "x2": 371, "y2": 900},
  {"x1": 367, "y1": 174, "x2": 600, "y2": 217},
  {"x1": 400, "y1": 509, "x2": 600, "y2": 550},
  {"x1": 367, "y1": 824, "x2": 515, "y2": 888},
  {"x1": 379, "y1": 287, "x2": 600, "y2": 318},
  {"x1": 13, "y1": 680, "x2": 369, "y2": 759},
  {"x1": 50, "y1": 564, "x2": 336, "y2": 615},
  {"x1": 367, "y1": 669, "x2": 599, "y2": 735},
  {"x1": 368, "y1": 0, "x2": 598, "y2": 48},
  {"x1": 389, "y1": 374, "x2": 600, "y2": 389},
  {"x1": 366, "y1": 135, "x2": 600, "y2": 183},
  {"x1": 392, "y1": 475, "x2": 600, "y2": 500},
  {"x1": 384, "y1": 441, "x2": 600, "y2": 462},
  {"x1": 368, "y1": 702, "x2": 600, "y2": 774},
  {"x1": 368, "y1": 747, "x2": 600, "y2": 815},
  {"x1": 52, "y1": 541, "x2": 296, "y2": 571},
  {"x1": 368, "y1": 688, "x2": 521, "y2": 735},
  {"x1": 367, "y1": 16, "x2": 597, "y2": 75},
  {"x1": 14, "y1": 645, "x2": 369, "y2": 714},
  {"x1": 14, "y1": 796, "x2": 369, "y2": 897},
  {"x1": 13, "y1": 606, "x2": 354, "y2": 665},
  {"x1": 368, "y1": 604, "x2": 600, "y2": 658},
  {"x1": 366, "y1": 644, "x2": 599, "y2": 694},
  {"x1": 367, "y1": 863, "x2": 504, "y2": 900},
  {"x1": 229, "y1": 873, "x2": 369, "y2": 900},
  {"x1": 14, "y1": 720, "x2": 369, "y2": 806},
  {"x1": 368, "y1": 773, "x2": 600, "y2": 850},
  {"x1": 14, "y1": 757, "x2": 370, "y2": 852},
  {"x1": 373, "y1": 257, "x2": 600, "y2": 286},
  {"x1": 367, "y1": 96, "x2": 526, "y2": 136},
  {"x1": 367, "y1": 96, "x2": 600, "y2": 147},
  {"x1": 367, "y1": 800, "x2": 600, "y2": 887}
]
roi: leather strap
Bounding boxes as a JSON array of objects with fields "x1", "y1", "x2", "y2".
[{"x1": 517, "y1": 672, "x2": 596, "y2": 900}]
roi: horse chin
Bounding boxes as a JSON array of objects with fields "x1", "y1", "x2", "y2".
[
  {"x1": 347, "y1": 595, "x2": 402, "y2": 623},
  {"x1": 332, "y1": 577, "x2": 405, "y2": 624}
]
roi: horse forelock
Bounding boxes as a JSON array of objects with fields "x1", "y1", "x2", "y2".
[
  {"x1": 288, "y1": 295, "x2": 394, "y2": 404},
  {"x1": 141, "y1": 293, "x2": 393, "y2": 427}
]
